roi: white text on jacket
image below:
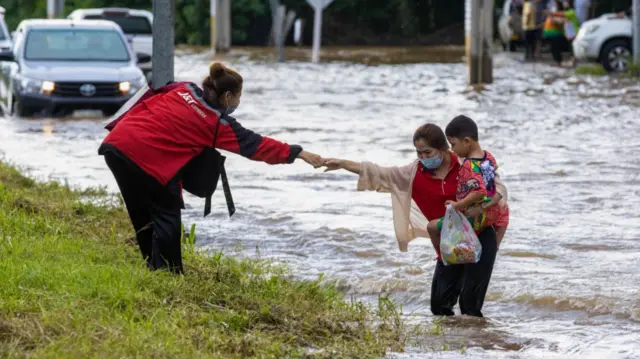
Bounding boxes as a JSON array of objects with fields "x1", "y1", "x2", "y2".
[{"x1": 177, "y1": 91, "x2": 207, "y2": 119}]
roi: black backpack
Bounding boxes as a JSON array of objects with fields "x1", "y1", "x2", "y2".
[{"x1": 180, "y1": 115, "x2": 235, "y2": 218}]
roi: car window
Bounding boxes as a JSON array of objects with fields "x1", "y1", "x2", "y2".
[
  {"x1": 24, "y1": 29, "x2": 130, "y2": 61},
  {"x1": 84, "y1": 14, "x2": 152, "y2": 35}
]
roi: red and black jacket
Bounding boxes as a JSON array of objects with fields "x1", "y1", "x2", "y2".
[{"x1": 99, "y1": 81, "x2": 303, "y2": 215}]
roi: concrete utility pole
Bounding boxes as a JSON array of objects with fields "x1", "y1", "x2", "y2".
[
  {"x1": 216, "y1": 0, "x2": 231, "y2": 52},
  {"x1": 47, "y1": 0, "x2": 55, "y2": 19},
  {"x1": 210, "y1": 0, "x2": 217, "y2": 57},
  {"x1": 152, "y1": 0, "x2": 175, "y2": 89},
  {"x1": 633, "y1": 0, "x2": 640, "y2": 65},
  {"x1": 306, "y1": 0, "x2": 336, "y2": 63},
  {"x1": 466, "y1": 0, "x2": 494, "y2": 85},
  {"x1": 270, "y1": 0, "x2": 285, "y2": 62},
  {"x1": 269, "y1": 0, "x2": 297, "y2": 62},
  {"x1": 47, "y1": 0, "x2": 65, "y2": 18}
]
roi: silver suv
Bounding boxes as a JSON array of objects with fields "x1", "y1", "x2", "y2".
[{"x1": 0, "y1": 19, "x2": 149, "y2": 117}]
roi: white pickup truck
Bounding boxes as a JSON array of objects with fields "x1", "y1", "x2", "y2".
[
  {"x1": 67, "y1": 8, "x2": 153, "y2": 75},
  {"x1": 572, "y1": 12, "x2": 633, "y2": 72}
]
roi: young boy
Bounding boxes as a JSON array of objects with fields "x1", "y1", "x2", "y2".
[{"x1": 427, "y1": 115, "x2": 510, "y2": 255}]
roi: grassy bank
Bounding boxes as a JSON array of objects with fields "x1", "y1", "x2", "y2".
[{"x1": 0, "y1": 162, "x2": 406, "y2": 358}]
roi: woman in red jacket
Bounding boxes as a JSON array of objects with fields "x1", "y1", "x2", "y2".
[{"x1": 99, "y1": 62, "x2": 323, "y2": 274}]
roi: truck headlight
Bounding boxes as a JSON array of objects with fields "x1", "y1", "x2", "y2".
[
  {"x1": 119, "y1": 81, "x2": 131, "y2": 93},
  {"x1": 41, "y1": 81, "x2": 55, "y2": 93},
  {"x1": 119, "y1": 76, "x2": 147, "y2": 95},
  {"x1": 15, "y1": 76, "x2": 54, "y2": 95}
]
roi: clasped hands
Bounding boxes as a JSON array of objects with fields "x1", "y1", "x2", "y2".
[{"x1": 297, "y1": 151, "x2": 342, "y2": 171}]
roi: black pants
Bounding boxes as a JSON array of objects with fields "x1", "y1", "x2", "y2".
[
  {"x1": 430, "y1": 226, "x2": 498, "y2": 317},
  {"x1": 549, "y1": 35, "x2": 565, "y2": 64},
  {"x1": 104, "y1": 151, "x2": 184, "y2": 274},
  {"x1": 524, "y1": 29, "x2": 538, "y2": 59}
]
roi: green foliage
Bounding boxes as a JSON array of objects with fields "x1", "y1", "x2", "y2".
[
  {"x1": 575, "y1": 59, "x2": 640, "y2": 78},
  {"x1": 4, "y1": 0, "x2": 626, "y2": 46},
  {"x1": 2, "y1": 0, "x2": 464, "y2": 46},
  {"x1": 575, "y1": 64, "x2": 609, "y2": 76}
]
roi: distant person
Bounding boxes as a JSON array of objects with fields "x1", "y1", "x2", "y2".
[
  {"x1": 99, "y1": 62, "x2": 324, "y2": 274},
  {"x1": 534, "y1": 0, "x2": 551, "y2": 58},
  {"x1": 560, "y1": 0, "x2": 580, "y2": 67},
  {"x1": 543, "y1": 0, "x2": 568, "y2": 67},
  {"x1": 510, "y1": 0, "x2": 525, "y2": 15},
  {"x1": 322, "y1": 123, "x2": 508, "y2": 318},
  {"x1": 508, "y1": 0, "x2": 525, "y2": 46},
  {"x1": 522, "y1": 0, "x2": 538, "y2": 60}
]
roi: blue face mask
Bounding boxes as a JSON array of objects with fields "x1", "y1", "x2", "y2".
[
  {"x1": 226, "y1": 106, "x2": 238, "y2": 115},
  {"x1": 420, "y1": 154, "x2": 442, "y2": 169}
]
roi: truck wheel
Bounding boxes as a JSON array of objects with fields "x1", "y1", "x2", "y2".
[
  {"x1": 600, "y1": 39, "x2": 631, "y2": 73},
  {"x1": 12, "y1": 95, "x2": 36, "y2": 118}
]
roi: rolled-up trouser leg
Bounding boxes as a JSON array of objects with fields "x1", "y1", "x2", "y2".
[{"x1": 149, "y1": 203, "x2": 183, "y2": 274}]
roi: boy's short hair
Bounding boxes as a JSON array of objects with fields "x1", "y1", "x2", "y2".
[{"x1": 445, "y1": 115, "x2": 479, "y2": 141}]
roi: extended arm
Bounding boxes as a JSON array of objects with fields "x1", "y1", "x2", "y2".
[
  {"x1": 324, "y1": 158, "x2": 415, "y2": 193},
  {"x1": 215, "y1": 116, "x2": 323, "y2": 167}
]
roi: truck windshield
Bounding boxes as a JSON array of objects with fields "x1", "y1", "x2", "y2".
[
  {"x1": 24, "y1": 29, "x2": 130, "y2": 61},
  {"x1": 84, "y1": 14, "x2": 152, "y2": 35}
]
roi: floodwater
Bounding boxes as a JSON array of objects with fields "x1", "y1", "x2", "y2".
[{"x1": 1, "y1": 50, "x2": 639, "y2": 359}]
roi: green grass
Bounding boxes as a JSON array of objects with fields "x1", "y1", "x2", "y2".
[
  {"x1": 575, "y1": 61, "x2": 640, "y2": 77},
  {"x1": 0, "y1": 162, "x2": 407, "y2": 358},
  {"x1": 575, "y1": 64, "x2": 609, "y2": 76}
]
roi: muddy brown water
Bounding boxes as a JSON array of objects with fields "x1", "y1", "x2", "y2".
[{"x1": 1, "y1": 50, "x2": 639, "y2": 358}]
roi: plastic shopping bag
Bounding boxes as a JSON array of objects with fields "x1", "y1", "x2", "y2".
[{"x1": 440, "y1": 205, "x2": 482, "y2": 266}]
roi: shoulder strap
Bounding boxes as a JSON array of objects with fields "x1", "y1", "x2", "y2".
[
  {"x1": 203, "y1": 113, "x2": 235, "y2": 218},
  {"x1": 213, "y1": 113, "x2": 222, "y2": 147}
]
